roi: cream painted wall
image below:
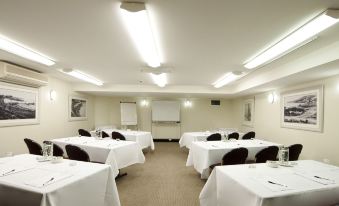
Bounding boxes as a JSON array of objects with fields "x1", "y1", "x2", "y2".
[
  {"x1": 0, "y1": 77, "x2": 95, "y2": 155},
  {"x1": 232, "y1": 75, "x2": 339, "y2": 165},
  {"x1": 94, "y1": 97, "x2": 236, "y2": 139}
]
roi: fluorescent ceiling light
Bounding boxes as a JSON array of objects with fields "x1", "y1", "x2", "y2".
[
  {"x1": 0, "y1": 35, "x2": 55, "y2": 66},
  {"x1": 62, "y1": 69, "x2": 103, "y2": 86},
  {"x1": 213, "y1": 71, "x2": 244, "y2": 88},
  {"x1": 120, "y1": 2, "x2": 161, "y2": 68},
  {"x1": 150, "y1": 73, "x2": 167, "y2": 87},
  {"x1": 244, "y1": 9, "x2": 339, "y2": 69}
]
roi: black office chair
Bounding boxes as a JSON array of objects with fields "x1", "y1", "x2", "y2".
[
  {"x1": 24, "y1": 138, "x2": 43, "y2": 155},
  {"x1": 43, "y1": 141, "x2": 64, "y2": 157},
  {"x1": 242, "y1": 131, "x2": 255, "y2": 140},
  {"x1": 288, "y1": 144, "x2": 303, "y2": 161},
  {"x1": 255, "y1": 146, "x2": 279, "y2": 163},
  {"x1": 65, "y1": 144, "x2": 90, "y2": 162},
  {"x1": 222, "y1": 147, "x2": 249, "y2": 165},
  {"x1": 78, "y1": 129, "x2": 91, "y2": 137},
  {"x1": 101, "y1": 131, "x2": 110, "y2": 138},
  {"x1": 206, "y1": 133, "x2": 222, "y2": 141},
  {"x1": 112, "y1": 131, "x2": 126, "y2": 140},
  {"x1": 210, "y1": 147, "x2": 249, "y2": 170},
  {"x1": 228, "y1": 132, "x2": 240, "y2": 140}
]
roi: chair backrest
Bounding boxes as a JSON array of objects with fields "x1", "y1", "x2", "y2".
[
  {"x1": 288, "y1": 144, "x2": 303, "y2": 161},
  {"x1": 65, "y1": 145, "x2": 90, "y2": 162},
  {"x1": 228, "y1": 132, "x2": 240, "y2": 140},
  {"x1": 43, "y1": 141, "x2": 64, "y2": 157},
  {"x1": 24, "y1": 138, "x2": 43, "y2": 155},
  {"x1": 101, "y1": 131, "x2": 110, "y2": 138},
  {"x1": 206, "y1": 133, "x2": 222, "y2": 141},
  {"x1": 222, "y1": 147, "x2": 248, "y2": 165},
  {"x1": 242, "y1": 131, "x2": 255, "y2": 140},
  {"x1": 78, "y1": 129, "x2": 91, "y2": 137},
  {"x1": 111, "y1": 131, "x2": 126, "y2": 140},
  {"x1": 255, "y1": 146, "x2": 279, "y2": 163}
]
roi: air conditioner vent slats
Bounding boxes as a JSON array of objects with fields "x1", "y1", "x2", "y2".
[{"x1": 0, "y1": 61, "x2": 48, "y2": 87}]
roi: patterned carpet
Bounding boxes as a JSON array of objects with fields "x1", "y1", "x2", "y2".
[{"x1": 116, "y1": 142, "x2": 206, "y2": 206}]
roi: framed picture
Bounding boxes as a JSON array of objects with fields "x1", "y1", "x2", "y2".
[
  {"x1": 69, "y1": 96, "x2": 87, "y2": 121},
  {"x1": 243, "y1": 98, "x2": 254, "y2": 126},
  {"x1": 281, "y1": 85, "x2": 323, "y2": 132},
  {"x1": 0, "y1": 84, "x2": 39, "y2": 127}
]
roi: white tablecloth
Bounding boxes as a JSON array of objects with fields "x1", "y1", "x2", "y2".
[
  {"x1": 91, "y1": 129, "x2": 155, "y2": 150},
  {"x1": 200, "y1": 160, "x2": 339, "y2": 206},
  {"x1": 52, "y1": 137, "x2": 145, "y2": 177},
  {"x1": 0, "y1": 154, "x2": 120, "y2": 206},
  {"x1": 186, "y1": 139, "x2": 281, "y2": 178},
  {"x1": 179, "y1": 131, "x2": 245, "y2": 149}
]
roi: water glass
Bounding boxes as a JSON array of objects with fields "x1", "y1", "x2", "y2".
[
  {"x1": 43, "y1": 141, "x2": 53, "y2": 158},
  {"x1": 279, "y1": 146, "x2": 289, "y2": 163}
]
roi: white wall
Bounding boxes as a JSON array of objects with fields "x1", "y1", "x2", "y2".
[
  {"x1": 94, "y1": 97, "x2": 236, "y2": 139},
  {"x1": 232, "y1": 75, "x2": 339, "y2": 165},
  {"x1": 0, "y1": 77, "x2": 95, "y2": 155}
]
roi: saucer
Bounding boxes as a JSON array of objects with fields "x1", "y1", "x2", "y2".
[{"x1": 266, "y1": 160, "x2": 279, "y2": 168}]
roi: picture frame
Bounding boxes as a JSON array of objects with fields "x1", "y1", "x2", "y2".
[
  {"x1": 243, "y1": 98, "x2": 254, "y2": 127},
  {"x1": 281, "y1": 85, "x2": 324, "y2": 132},
  {"x1": 0, "y1": 83, "x2": 39, "y2": 127},
  {"x1": 69, "y1": 96, "x2": 87, "y2": 121}
]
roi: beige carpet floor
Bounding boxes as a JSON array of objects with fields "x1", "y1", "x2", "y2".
[{"x1": 116, "y1": 142, "x2": 206, "y2": 206}]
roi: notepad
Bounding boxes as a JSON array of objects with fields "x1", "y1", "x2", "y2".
[
  {"x1": 295, "y1": 172, "x2": 336, "y2": 185},
  {"x1": 0, "y1": 165, "x2": 35, "y2": 177},
  {"x1": 252, "y1": 176, "x2": 294, "y2": 192},
  {"x1": 25, "y1": 173, "x2": 72, "y2": 188}
]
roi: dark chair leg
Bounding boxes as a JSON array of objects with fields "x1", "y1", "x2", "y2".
[{"x1": 115, "y1": 169, "x2": 127, "y2": 179}]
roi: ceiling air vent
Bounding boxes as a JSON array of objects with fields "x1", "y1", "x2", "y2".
[
  {"x1": 0, "y1": 61, "x2": 48, "y2": 87},
  {"x1": 211, "y1": 100, "x2": 220, "y2": 106}
]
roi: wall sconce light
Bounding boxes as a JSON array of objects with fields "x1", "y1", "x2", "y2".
[
  {"x1": 49, "y1": 90, "x2": 57, "y2": 101},
  {"x1": 184, "y1": 100, "x2": 192, "y2": 107},
  {"x1": 267, "y1": 92, "x2": 278, "y2": 104},
  {"x1": 140, "y1": 99, "x2": 149, "y2": 107}
]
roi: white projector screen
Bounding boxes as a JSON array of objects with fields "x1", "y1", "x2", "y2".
[{"x1": 152, "y1": 101, "x2": 180, "y2": 122}]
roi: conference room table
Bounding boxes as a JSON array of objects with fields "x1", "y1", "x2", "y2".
[
  {"x1": 200, "y1": 160, "x2": 339, "y2": 206},
  {"x1": 0, "y1": 154, "x2": 120, "y2": 206},
  {"x1": 91, "y1": 129, "x2": 155, "y2": 150},
  {"x1": 179, "y1": 131, "x2": 244, "y2": 149},
  {"x1": 51, "y1": 136, "x2": 145, "y2": 177},
  {"x1": 186, "y1": 139, "x2": 281, "y2": 178}
]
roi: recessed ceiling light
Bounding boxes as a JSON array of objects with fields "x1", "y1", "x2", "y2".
[
  {"x1": 61, "y1": 69, "x2": 103, "y2": 86},
  {"x1": 244, "y1": 9, "x2": 339, "y2": 69},
  {"x1": 0, "y1": 35, "x2": 55, "y2": 66},
  {"x1": 150, "y1": 73, "x2": 167, "y2": 87},
  {"x1": 120, "y1": 2, "x2": 161, "y2": 68},
  {"x1": 213, "y1": 71, "x2": 244, "y2": 88}
]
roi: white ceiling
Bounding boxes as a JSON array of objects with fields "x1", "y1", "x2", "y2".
[{"x1": 0, "y1": 0, "x2": 339, "y2": 98}]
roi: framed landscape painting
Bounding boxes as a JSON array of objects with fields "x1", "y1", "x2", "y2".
[
  {"x1": 0, "y1": 84, "x2": 39, "y2": 127},
  {"x1": 243, "y1": 98, "x2": 254, "y2": 127},
  {"x1": 69, "y1": 96, "x2": 87, "y2": 121},
  {"x1": 281, "y1": 85, "x2": 323, "y2": 132}
]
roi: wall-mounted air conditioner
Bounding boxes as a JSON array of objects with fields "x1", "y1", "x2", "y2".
[{"x1": 0, "y1": 61, "x2": 48, "y2": 87}]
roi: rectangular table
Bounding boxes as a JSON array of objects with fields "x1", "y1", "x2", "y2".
[
  {"x1": 0, "y1": 154, "x2": 120, "y2": 206},
  {"x1": 186, "y1": 139, "x2": 281, "y2": 178},
  {"x1": 179, "y1": 131, "x2": 245, "y2": 149},
  {"x1": 52, "y1": 137, "x2": 145, "y2": 177},
  {"x1": 91, "y1": 129, "x2": 155, "y2": 150},
  {"x1": 200, "y1": 160, "x2": 339, "y2": 206}
]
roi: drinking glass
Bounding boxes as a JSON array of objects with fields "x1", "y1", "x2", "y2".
[
  {"x1": 279, "y1": 147, "x2": 289, "y2": 164},
  {"x1": 43, "y1": 141, "x2": 53, "y2": 158}
]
